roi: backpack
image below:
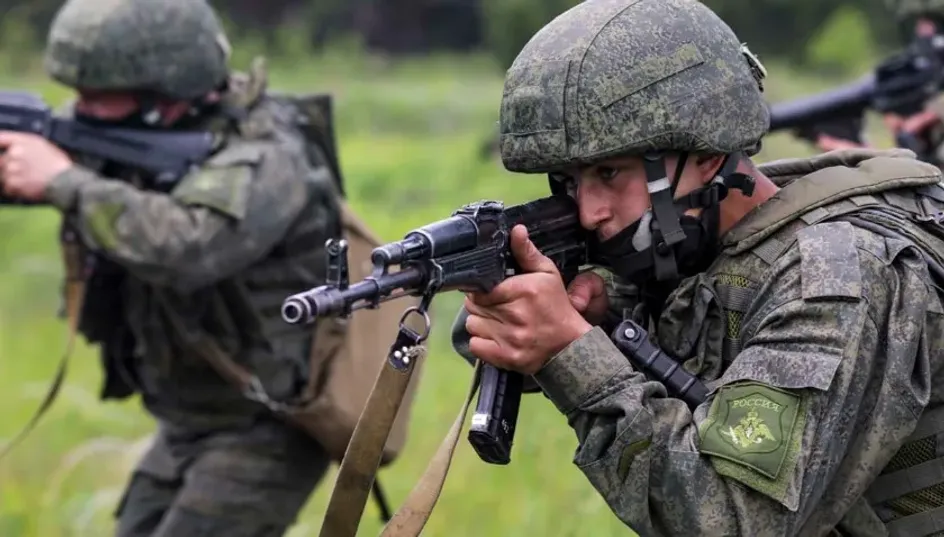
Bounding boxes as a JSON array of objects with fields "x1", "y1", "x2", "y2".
[{"x1": 269, "y1": 90, "x2": 425, "y2": 466}]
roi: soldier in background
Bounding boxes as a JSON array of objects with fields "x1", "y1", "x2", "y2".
[
  {"x1": 453, "y1": 0, "x2": 944, "y2": 534},
  {"x1": 0, "y1": 0, "x2": 342, "y2": 535},
  {"x1": 816, "y1": 0, "x2": 944, "y2": 163}
]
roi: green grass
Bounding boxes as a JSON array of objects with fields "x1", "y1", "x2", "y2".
[{"x1": 0, "y1": 47, "x2": 897, "y2": 537}]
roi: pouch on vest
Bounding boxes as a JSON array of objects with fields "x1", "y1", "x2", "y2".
[{"x1": 270, "y1": 91, "x2": 424, "y2": 465}]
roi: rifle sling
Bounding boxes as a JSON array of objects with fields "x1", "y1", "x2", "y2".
[
  {"x1": 379, "y1": 360, "x2": 481, "y2": 537},
  {"x1": 0, "y1": 240, "x2": 85, "y2": 461},
  {"x1": 319, "y1": 325, "x2": 426, "y2": 537},
  {"x1": 319, "y1": 348, "x2": 481, "y2": 537}
]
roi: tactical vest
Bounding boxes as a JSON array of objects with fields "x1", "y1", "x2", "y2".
[{"x1": 669, "y1": 148, "x2": 944, "y2": 536}]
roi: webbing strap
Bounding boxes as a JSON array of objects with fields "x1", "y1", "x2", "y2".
[
  {"x1": 316, "y1": 354, "x2": 481, "y2": 537},
  {"x1": 907, "y1": 405, "x2": 944, "y2": 443},
  {"x1": 715, "y1": 284, "x2": 753, "y2": 313},
  {"x1": 318, "y1": 327, "x2": 426, "y2": 537},
  {"x1": 867, "y1": 405, "x2": 944, "y2": 505},
  {"x1": 868, "y1": 457, "x2": 944, "y2": 504},
  {"x1": 0, "y1": 240, "x2": 85, "y2": 460},
  {"x1": 887, "y1": 504, "x2": 944, "y2": 537},
  {"x1": 379, "y1": 361, "x2": 481, "y2": 536}
]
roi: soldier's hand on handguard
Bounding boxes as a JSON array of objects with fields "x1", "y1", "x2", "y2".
[
  {"x1": 884, "y1": 109, "x2": 941, "y2": 137},
  {"x1": 566, "y1": 270, "x2": 609, "y2": 325},
  {"x1": 0, "y1": 131, "x2": 72, "y2": 201},
  {"x1": 464, "y1": 224, "x2": 593, "y2": 375}
]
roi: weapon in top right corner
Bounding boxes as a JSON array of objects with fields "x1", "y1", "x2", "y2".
[{"x1": 767, "y1": 32, "x2": 944, "y2": 160}]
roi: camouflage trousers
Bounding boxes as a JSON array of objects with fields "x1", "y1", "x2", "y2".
[{"x1": 113, "y1": 415, "x2": 331, "y2": 537}]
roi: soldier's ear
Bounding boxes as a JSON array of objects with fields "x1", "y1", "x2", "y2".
[{"x1": 694, "y1": 153, "x2": 726, "y2": 184}]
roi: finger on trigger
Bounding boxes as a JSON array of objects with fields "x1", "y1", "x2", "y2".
[
  {"x1": 5, "y1": 143, "x2": 23, "y2": 158},
  {"x1": 469, "y1": 278, "x2": 527, "y2": 307}
]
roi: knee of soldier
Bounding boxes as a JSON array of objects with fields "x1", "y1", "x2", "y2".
[
  {"x1": 174, "y1": 437, "x2": 330, "y2": 526},
  {"x1": 114, "y1": 472, "x2": 181, "y2": 537},
  {"x1": 153, "y1": 504, "x2": 289, "y2": 537}
]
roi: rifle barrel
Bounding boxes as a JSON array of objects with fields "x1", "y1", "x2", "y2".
[{"x1": 767, "y1": 74, "x2": 875, "y2": 132}]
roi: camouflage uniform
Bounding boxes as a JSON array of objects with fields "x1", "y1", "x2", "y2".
[
  {"x1": 530, "y1": 149, "x2": 944, "y2": 536},
  {"x1": 455, "y1": 0, "x2": 944, "y2": 535},
  {"x1": 42, "y1": 1, "x2": 341, "y2": 535}
]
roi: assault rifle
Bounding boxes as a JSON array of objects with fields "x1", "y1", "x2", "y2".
[
  {"x1": 283, "y1": 196, "x2": 712, "y2": 536},
  {"x1": 282, "y1": 195, "x2": 592, "y2": 465},
  {"x1": 767, "y1": 33, "x2": 944, "y2": 161},
  {"x1": 281, "y1": 195, "x2": 710, "y2": 464},
  {"x1": 0, "y1": 89, "x2": 216, "y2": 204}
]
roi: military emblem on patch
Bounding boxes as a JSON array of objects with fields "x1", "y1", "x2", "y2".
[
  {"x1": 721, "y1": 398, "x2": 779, "y2": 452},
  {"x1": 698, "y1": 382, "x2": 801, "y2": 479}
]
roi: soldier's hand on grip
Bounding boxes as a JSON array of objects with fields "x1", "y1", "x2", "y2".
[
  {"x1": 0, "y1": 131, "x2": 72, "y2": 201},
  {"x1": 464, "y1": 225, "x2": 592, "y2": 375}
]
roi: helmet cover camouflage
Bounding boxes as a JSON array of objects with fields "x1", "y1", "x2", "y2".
[
  {"x1": 43, "y1": 0, "x2": 231, "y2": 100},
  {"x1": 885, "y1": 0, "x2": 944, "y2": 20},
  {"x1": 498, "y1": 0, "x2": 769, "y2": 173}
]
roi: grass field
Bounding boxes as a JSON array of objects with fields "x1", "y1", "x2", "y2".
[{"x1": 0, "y1": 45, "x2": 895, "y2": 537}]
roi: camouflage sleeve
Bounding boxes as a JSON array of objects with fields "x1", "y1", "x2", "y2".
[
  {"x1": 533, "y1": 221, "x2": 934, "y2": 535},
  {"x1": 44, "y1": 140, "x2": 324, "y2": 292}
]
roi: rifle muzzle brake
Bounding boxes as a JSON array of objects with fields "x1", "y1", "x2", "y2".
[
  {"x1": 281, "y1": 296, "x2": 311, "y2": 325},
  {"x1": 280, "y1": 286, "x2": 341, "y2": 325}
]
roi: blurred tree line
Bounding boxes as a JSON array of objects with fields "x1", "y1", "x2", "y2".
[{"x1": 0, "y1": 0, "x2": 907, "y2": 76}]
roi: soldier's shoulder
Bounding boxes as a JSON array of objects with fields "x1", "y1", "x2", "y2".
[
  {"x1": 761, "y1": 215, "x2": 926, "y2": 308},
  {"x1": 759, "y1": 148, "x2": 941, "y2": 184}
]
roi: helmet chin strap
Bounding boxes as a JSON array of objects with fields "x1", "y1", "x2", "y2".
[{"x1": 591, "y1": 151, "x2": 755, "y2": 284}]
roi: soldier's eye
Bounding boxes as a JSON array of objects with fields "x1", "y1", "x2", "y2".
[{"x1": 597, "y1": 166, "x2": 620, "y2": 182}]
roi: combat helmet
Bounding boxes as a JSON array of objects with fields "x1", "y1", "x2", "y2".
[
  {"x1": 499, "y1": 0, "x2": 769, "y2": 284},
  {"x1": 43, "y1": 0, "x2": 231, "y2": 101},
  {"x1": 885, "y1": 0, "x2": 944, "y2": 20}
]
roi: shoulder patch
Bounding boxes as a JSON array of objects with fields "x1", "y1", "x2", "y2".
[
  {"x1": 698, "y1": 383, "x2": 800, "y2": 479},
  {"x1": 796, "y1": 221, "x2": 861, "y2": 301},
  {"x1": 697, "y1": 382, "x2": 809, "y2": 510},
  {"x1": 171, "y1": 144, "x2": 265, "y2": 220}
]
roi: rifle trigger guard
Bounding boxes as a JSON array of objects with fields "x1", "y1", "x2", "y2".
[{"x1": 398, "y1": 305, "x2": 432, "y2": 343}]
